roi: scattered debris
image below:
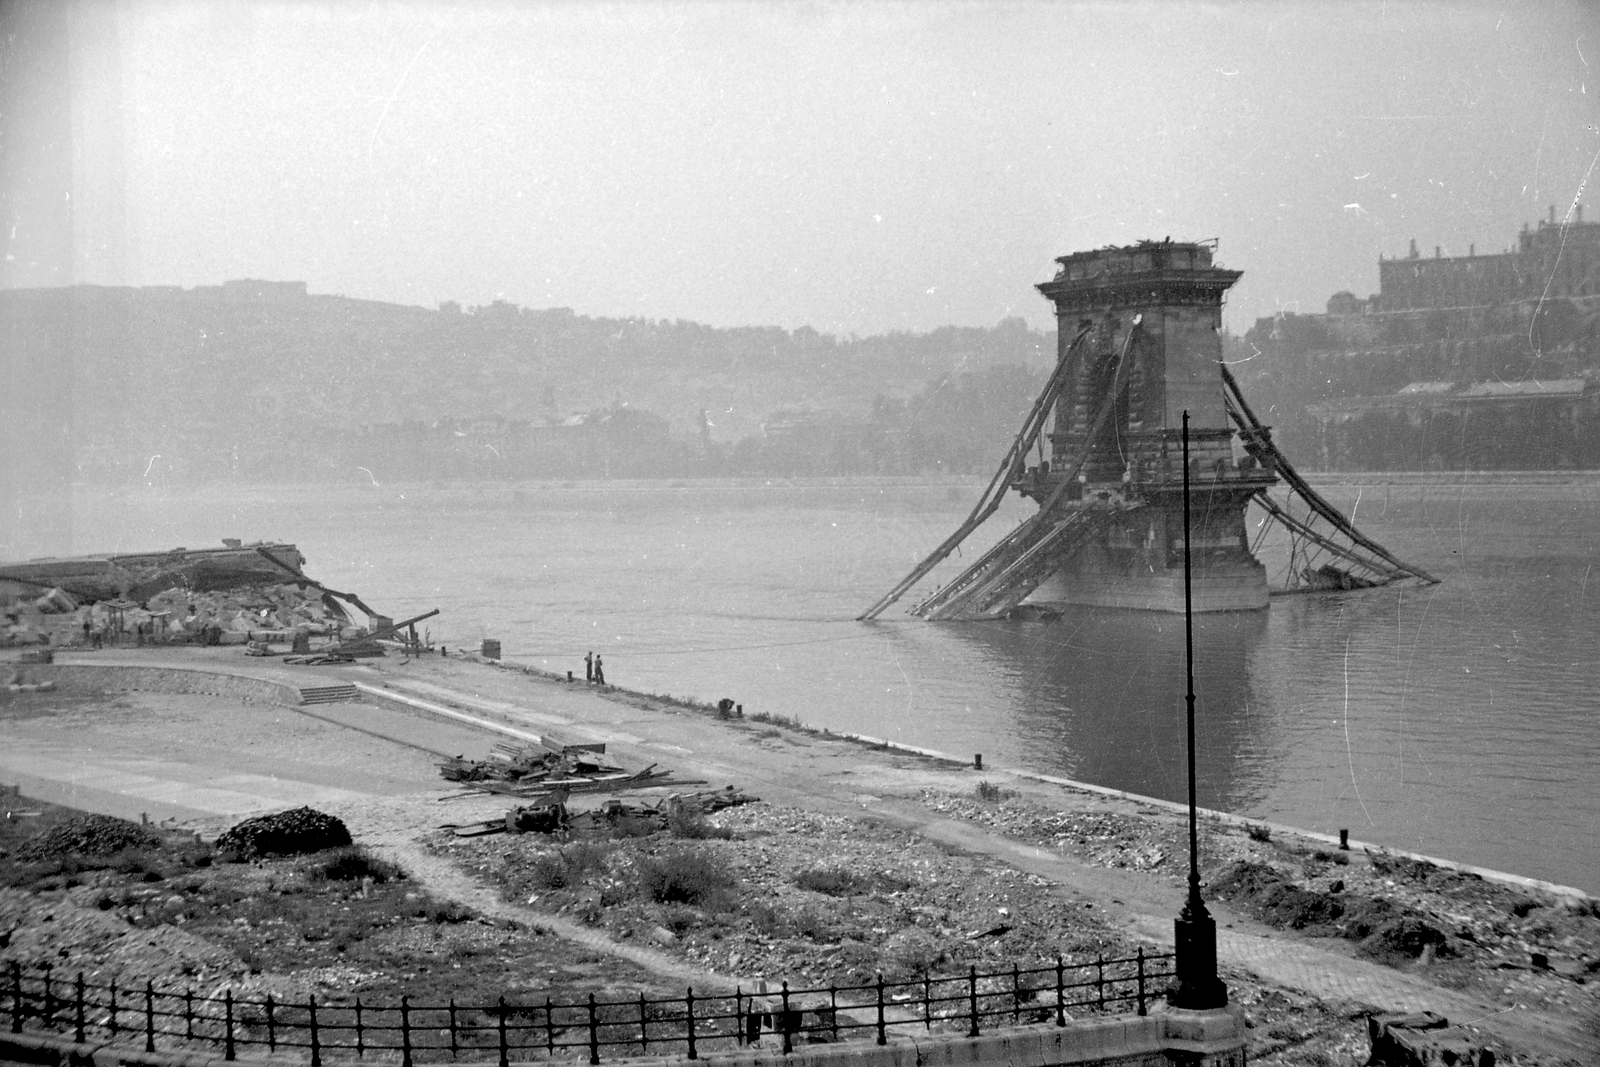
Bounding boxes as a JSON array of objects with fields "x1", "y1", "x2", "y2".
[
  {"x1": 1366, "y1": 1011, "x2": 1496, "y2": 1067},
  {"x1": 14, "y1": 813, "x2": 159, "y2": 861},
  {"x1": 442, "y1": 788, "x2": 761, "y2": 839},
  {"x1": 439, "y1": 736, "x2": 703, "y2": 800},
  {"x1": 215, "y1": 807, "x2": 353, "y2": 858}
]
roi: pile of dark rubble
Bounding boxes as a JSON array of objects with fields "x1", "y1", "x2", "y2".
[
  {"x1": 15, "y1": 814, "x2": 159, "y2": 861},
  {"x1": 215, "y1": 807, "x2": 352, "y2": 858}
]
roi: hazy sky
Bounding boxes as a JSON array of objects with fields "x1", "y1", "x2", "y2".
[{"x1": 4, "y1": 0, "x2": 1597, "y2": 334}]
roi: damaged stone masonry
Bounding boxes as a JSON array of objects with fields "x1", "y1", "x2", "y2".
[{"x1": 1, "y1": 542, "x2": 364, "y2": 652}]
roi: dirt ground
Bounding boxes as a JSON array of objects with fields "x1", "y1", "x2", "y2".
[{"x1": 1, "y1": 646, "x2": 1596, "y2": 1065}]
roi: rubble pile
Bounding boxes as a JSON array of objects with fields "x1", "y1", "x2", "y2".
[
  {"x1": 215, "y1": 807, "x2": 353, "y2": 858},
  {"x1": 0, "y1": 540, "x2": 356, "y2": 648},
  {"x1": 147, "y1": 583, "x2": 352, "y2": 641},
  {"x1": 446, "y1": 787, "x2": 761, "y2": 839},
  {"x1": 1, "y1": 580, "x2": 353, "y2": 648},
  {"x1": 14, "y1": 814, "x2": 159, "y2": 861}
]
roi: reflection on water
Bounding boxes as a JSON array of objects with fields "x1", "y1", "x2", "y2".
[
  {"x1": 61, "y1": 477, "x2": 1600, "y2": 893},
  {"x1": 948, "y1": 609, "x2": 1271, "y2": 812}
]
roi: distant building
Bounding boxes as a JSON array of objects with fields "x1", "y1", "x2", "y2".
[
  {"x1": 1376, "y1": 206, "x2": 1598, "y2": 311},
  {"x1": 1239, "y1": 208, "x2": 1600, "y2": 470}
]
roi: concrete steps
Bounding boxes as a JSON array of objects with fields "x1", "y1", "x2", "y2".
[{"x1": 298, "y1": 683, "x2": 358, "y2": 705}]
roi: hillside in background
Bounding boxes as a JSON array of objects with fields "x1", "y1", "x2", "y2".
[
  {"x1": 1227, "y1": 213, "x2": 1600, "y2": 471},
  {"x1": 1, "y1": 281, "x2": 1055, "y2": 484}
]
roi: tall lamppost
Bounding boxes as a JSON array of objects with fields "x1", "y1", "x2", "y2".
[{"x1": 1170, "y1": 410, "x2": 1228, "y2": 1010}]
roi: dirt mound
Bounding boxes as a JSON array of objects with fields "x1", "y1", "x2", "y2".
[
  {"x1": 215, "y1": 807, "x2": 352, "y2": 858},
  {"x1": 1210, "y1": 861, "x2": 1345, "y2": 931},
  {"x1": 1359, "y1": 915, "x2": 1453, "y2": 964},
  {"x1": 15, "y1": 814, "x2": 159, "y2": 860},
  {"x1": 1339, "y1": 895, "x2": 1399, "y2": 940}
]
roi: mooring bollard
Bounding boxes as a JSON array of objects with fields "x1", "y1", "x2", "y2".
[
  {"x1": 974, "y1": 754, "x2": 983, "y2": 770},
  {"x1": 567, "y1": 670, "x2": 574, "y2": 682},
  {"x1": 1340, "y1": 828, "x2": 1350, "y2": 850}
]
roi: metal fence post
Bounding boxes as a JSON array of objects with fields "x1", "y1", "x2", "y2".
[
  {"x1": 967, "y1": 966, "x2": 979, "y2": 1038},
  {"x1": 499, "y1": 997, "x2": 510, "y2": 1067},
  {"x1": 355, "y1": 997, "x2": 365, "y2": 1058},
  {"x1": 308, "y1": 994, "x2": 321, "y2": 1067},
  {"x1": 400, "y1": 996, "x2": 412, "y2": 1067},
  {"x1": 875, "y1": 974, "x2": 886, "y2": 1046},
  {"x1": 9, "y1": 961, "x2": 21, "y2": 1035},
  {"x1": 1136, "y1": 948, "x2": 1147, "y2": 1016},
  {"x1": 923, "y1": 974, "x2": 932, "y2": 1031},
  {"x1": 685, "y1": 988, "x2": 696, "y2": 1061},
  {"x1": 1054, "y1": 956, "x2": 1065, "y2": 1027},
  {"x1": 224, "y1": 990, "x2": 235, "y2": 1062},
  {"x1": 830, "y1": 986, "x2": 838, "y2": 1042},
  {"x1": 266, "y1": 993, "x2": 276, "y2": 1052},
  {"x1": 184, "y1": 987, "x2": 194, "y2": 1041},
  {"x1": 72, "y1": 966, "x2": 86, "y2": 1043},
  {"x1": 639, "y1": 993, "x2": 649, "y2": 1053},
  {"x1": 1095, "y1": 954, "x2": 1105, "y2": 1010},
  {"x1": 779, "y1": 982, "x2": 791, "y2": 1055},
  {"x1": 587, "y1": 993, "x2": 599, "y2": 1066},
  {"x1": 144, "y1": 980, "x2": 155, "y2": 1053},
  {"x1": 108, "y1": 978, "x2": 118, "y2": 1038},
  {"x1": 733, "y1": 988, "x2": 741, "y2": 1048},
  {"x1": 448, "y1": 998, "x2": 457, "y2": 1058},
  {"x1": 544, "y1": 996, "x2": 555, "y2": 1055},
  {"x1": 74, "y1": 973, "x2": 85, "y2": 1043}
]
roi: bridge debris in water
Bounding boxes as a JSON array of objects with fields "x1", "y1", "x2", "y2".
[{"x1": 860, "y1": 240, "x2": 1435, "y2": 621}]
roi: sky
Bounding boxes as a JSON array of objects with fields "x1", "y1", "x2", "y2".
[{"x1": 3, "y1": 0, "x2": 1598, "y2": 335}]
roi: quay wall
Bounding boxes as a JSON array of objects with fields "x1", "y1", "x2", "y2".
[{"x1": 7, "y1": 663, "x2": 300, "y2": 707}]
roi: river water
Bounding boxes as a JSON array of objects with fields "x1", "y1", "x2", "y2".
[{"x1": 69, "y1": 476, "x2": 1600, "y2": 894}]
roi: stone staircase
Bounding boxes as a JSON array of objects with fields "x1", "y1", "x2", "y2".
[{"x1": 298, "y1": 683, "x2": 358, "y2": 705}]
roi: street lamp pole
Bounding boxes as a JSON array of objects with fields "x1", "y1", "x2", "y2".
[{"x1": 1170, "y1": 410, "x2": 1228, "y2": 1010}]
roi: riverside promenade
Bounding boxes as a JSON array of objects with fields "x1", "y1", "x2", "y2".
[{"x1": 1, "y1": 645, "x2": 1594, "y2": 1064}]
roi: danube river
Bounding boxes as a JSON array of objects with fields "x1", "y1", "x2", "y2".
[{"x1": 72, "y1": 476, "x2": 1600, "y2": 894}]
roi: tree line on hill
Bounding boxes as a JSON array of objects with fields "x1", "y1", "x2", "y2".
[{"x1": 1, "y1": 284, "x2": 1055, "y2": 484}]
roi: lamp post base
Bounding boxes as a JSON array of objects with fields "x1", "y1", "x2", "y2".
[{"x1": 1168, "y1": 908, "x2": 1229, "y2": 1010}]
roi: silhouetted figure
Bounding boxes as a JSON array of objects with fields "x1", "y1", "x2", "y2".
[
  {"x1": 594, "y1": 655, "x2": 605, "y2": 686},
  {"x1": 584, "y1": 651, "x2": 594, "y2": 683}
]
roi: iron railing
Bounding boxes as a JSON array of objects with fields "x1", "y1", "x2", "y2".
[{"x1": 5, "y1": 950, "x2": 1173, "y2": 1063}]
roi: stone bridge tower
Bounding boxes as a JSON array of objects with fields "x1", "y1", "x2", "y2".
[{"x1": 1019, "y1": 240, "x2": 1277, "y2": 611}]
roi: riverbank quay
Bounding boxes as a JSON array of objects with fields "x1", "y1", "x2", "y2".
[{"x1": 2, "y1": 646, "x2": 1596, "y2": 1064}]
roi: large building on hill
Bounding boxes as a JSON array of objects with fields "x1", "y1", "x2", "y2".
[
  {"x1": 1238, "y1": 208, "x2": 1600, "y2": 471},
  {"x1": 1376, "y1": 206, "x2": 1600, "y2": 311}
]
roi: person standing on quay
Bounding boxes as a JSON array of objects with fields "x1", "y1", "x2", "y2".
[
  {"x1": 594, "y1": 655, "x2": 605, "y2": 686},
  {"x1": 584, "y1": 651, "x2": 594, "y2": 683}
]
